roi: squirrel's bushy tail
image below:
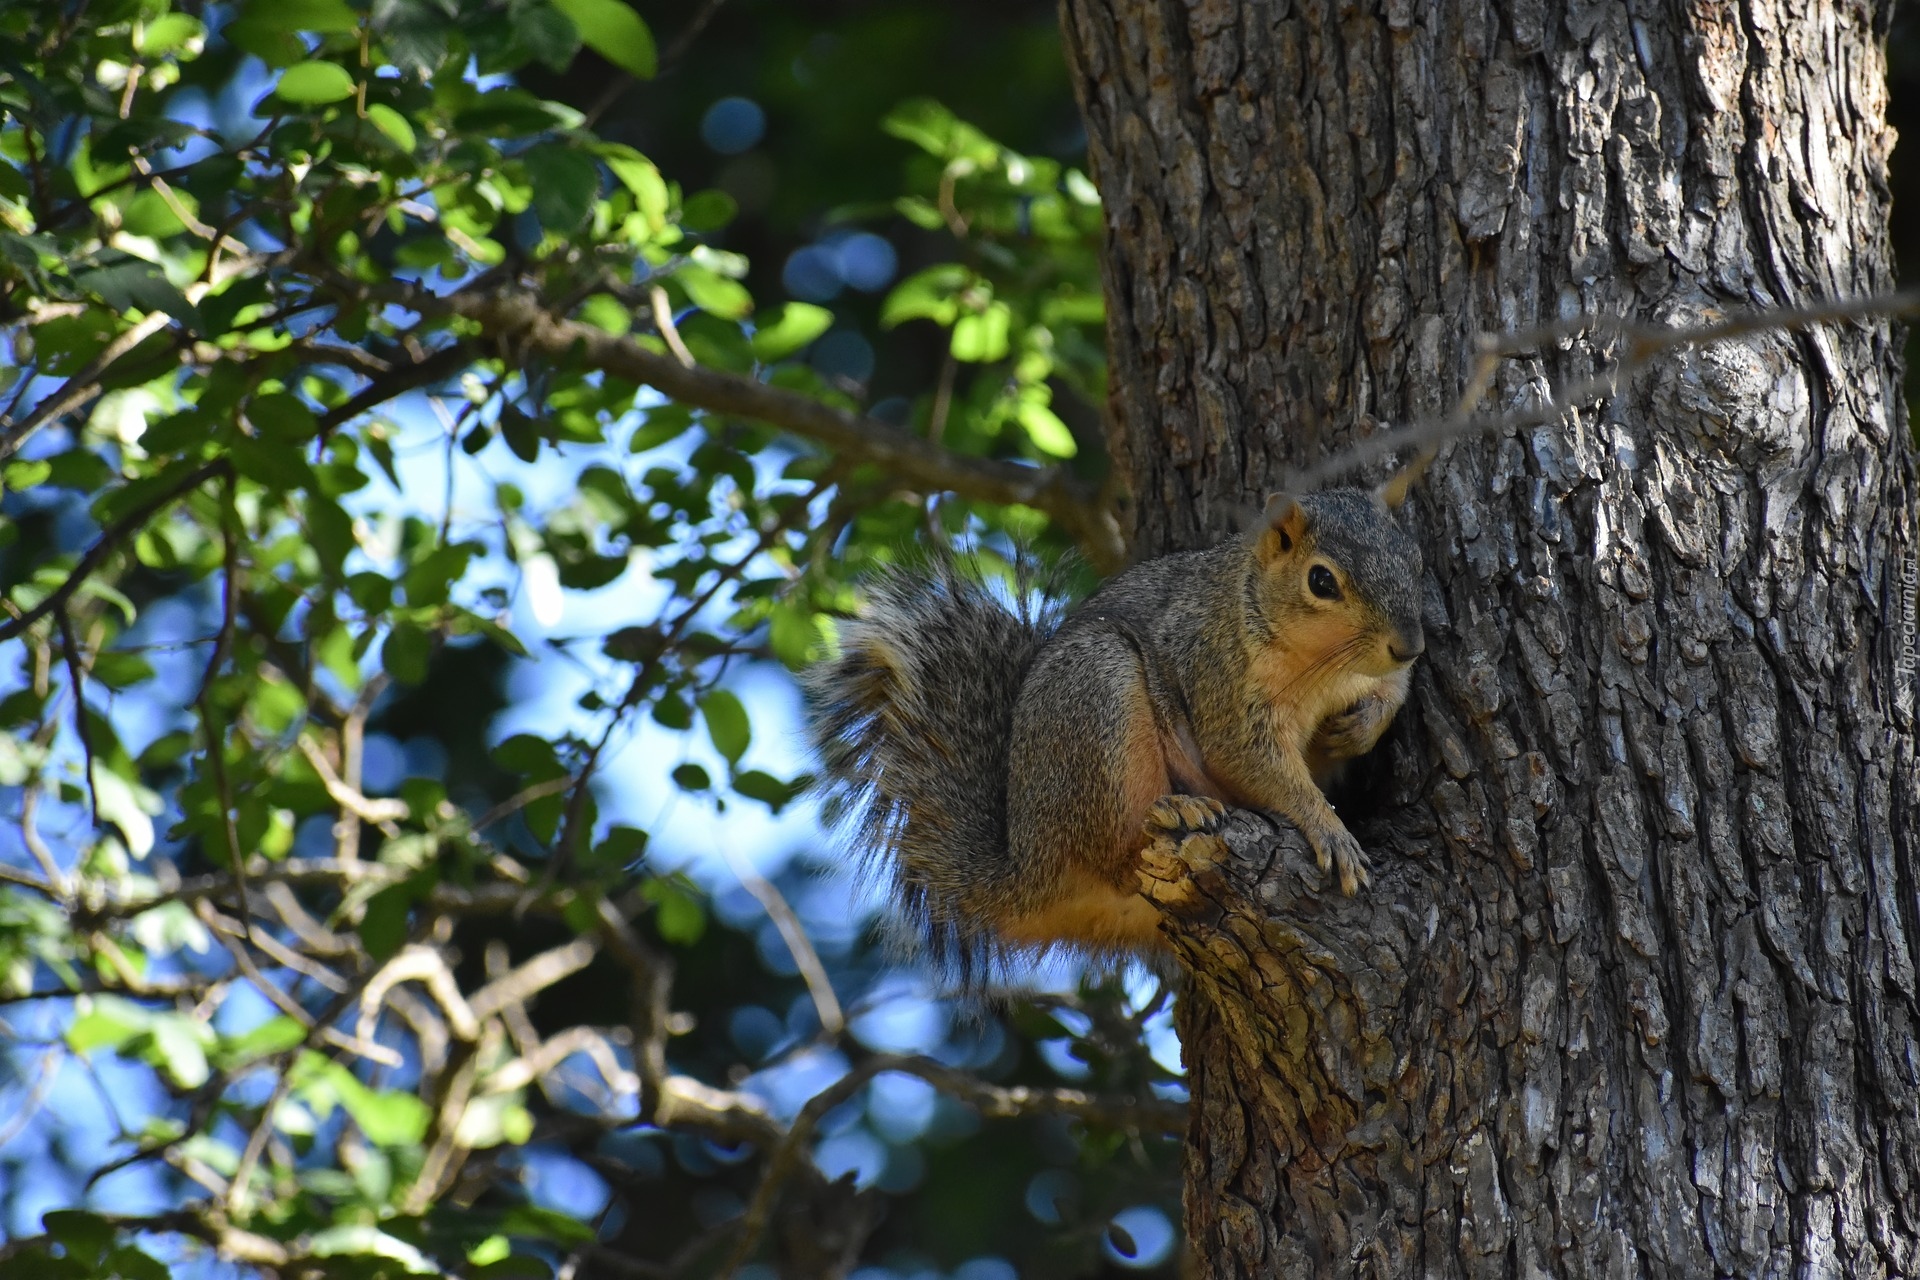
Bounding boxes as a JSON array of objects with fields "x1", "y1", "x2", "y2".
[{"x1": 805, "y1": 557, "x2": 1058, "y2": 974}]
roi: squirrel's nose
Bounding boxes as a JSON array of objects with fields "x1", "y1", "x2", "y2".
[{"x1": 1388, "y1": 630, "x2": 1425, "y2": 663}]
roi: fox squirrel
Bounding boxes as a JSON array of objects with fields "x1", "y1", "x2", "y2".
[{"x1": 806, "y1": 475, "x2": 1425, "y2": 965}]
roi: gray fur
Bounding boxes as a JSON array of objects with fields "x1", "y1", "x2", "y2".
[
  {"x1": 805, "y1": 486, "x2": 1423, "y2": 975},
  {"x1": 803, "y1": 557, "x2": 1060, "y2": 978}
]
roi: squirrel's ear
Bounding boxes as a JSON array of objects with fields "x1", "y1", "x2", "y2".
[
  {"x1": 1257, "y1": 493, "x2": 1308, "y2": 560},
  {"x1": 1374, "y1": 446, "x2": 1436, "y2": 510}
]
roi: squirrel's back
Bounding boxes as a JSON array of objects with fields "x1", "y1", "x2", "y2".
[{"x1": 803, "y1": 558, "x2": 1060, "y2": 970}]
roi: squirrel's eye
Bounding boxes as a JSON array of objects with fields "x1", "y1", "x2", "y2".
[{"x1": 1308, "y1": 565, "x2": 1340, "y2": 600}]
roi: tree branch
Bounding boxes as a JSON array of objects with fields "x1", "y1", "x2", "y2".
[
  {"x1": 428, "y1": 288, "x2": 1126, "y2": 567},
  {"x1": 0, "y1": 310, "x2": 173, "y2": 461}
]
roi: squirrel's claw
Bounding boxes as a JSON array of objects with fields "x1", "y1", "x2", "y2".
[
  {"x1": 1138, "y1": 794, "x2": 1230, "y2": 909},
  {"x1": 1144, "y1": 794, "x2": 1227, "y2": 835},
  {"x1": 1309, "y1": 824, "x2": 1371, "y2": 897}
]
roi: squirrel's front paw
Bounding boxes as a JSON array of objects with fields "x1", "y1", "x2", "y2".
[
  {"x1": 1307, "y1": 823, "x2": 1371, "y2": 896},
  {"x1": 1312, "y1": 694, "x2": 1393, "y2": 760}
]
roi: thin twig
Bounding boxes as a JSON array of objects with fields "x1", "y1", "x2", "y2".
[
  {"x1": 15, "y1": 788, "x2": 65, "y2": 893},
  {"x1": 225, "y1": 1071, "x2": 296, "y2": 1218},
  {"x1": 0, "y1": 310, "x2": 173, "y2": 460},
  {"x1": 329, "y1": 674, "x2": 389, "y2": 865},
  {"x1": 472, "y1": 775, "x2": 574, "y2": 834},
  {"x1": 649, "y1": 285, "x2": 696, "y2": 368},
  {"x1": 0, "y1": 863, "x2": 55, "y2": 898},
  {"x1": 0, "y1": 458, "x2": 231, "y2": 642},
  {"x1": 717, "y1": 842, "x2": 843, "y2": 1037},
  {"x1": 1289, "y1": 288, "x2": 1920, "y2": 491},
  {"x1": 0, "y1": 1049, "x2": 60, "y2": 1151},
  {"x1": 196, "y1": 473, "x2": 252, "y2": 939},
  {"x1": 297, "y1": 734, "x2": 408, "y2": 828},
  {"x1": 468, "y1": 937, "x2": 600, "y2": 1021},
  {"x1": 579, "y1": 0, "x2": 730, "y2": 128},
  {"x1": 54, "y1": 608, "x2": 101, "y2": 830}
]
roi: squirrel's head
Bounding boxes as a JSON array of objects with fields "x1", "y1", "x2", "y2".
[{"x1": 1248, "y1": 482, "x2": 1425, "y2": 677}]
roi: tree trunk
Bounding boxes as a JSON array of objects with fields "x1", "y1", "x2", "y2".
[{"x1": 1061, "y1": 0, "x2": 1920, "y2": 1274}]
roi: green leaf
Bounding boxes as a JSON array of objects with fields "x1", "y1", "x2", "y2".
[
  {"x1": 642, "y1": 877, "x2": 706, "y2": 946},
  {"x1": 733, "y1": 769, "x2": 802, "y2": 813},
  {"x1": 249, "y1": 392, "x2": 319, "y2": 443},
  {"x1": 306, "y1": 496, "x2": 354, "y2": 577},
  {"x1": 223, "y1": 16, "x2": 305, "y2": 64},
  {"x1": 91, "y1": 763, "x2": 158, "y2": 859},
  {"x1": 43, "y1": 1210, "x2": 116, "y2": 1267},
  {"x1": 751, "y1": 303, "x2": 833, "y2": 361},
  {"x1": 599, "y1": 146, "x2": 669, "y2": 226},
  {"x1": 241, "y1": 0, "x2": 361, "y2": 33},
  {"x1": 365, "y1": 103, "x2": 416, "y2": 152},
  {"x1": 74, "y1": 263, "x2": 199, "y2": 329},
  {"x1": 652, "y1": 691, "x2": 692, "y2": 730},
  {"x1": 881, "y1": 264, "x2": 972, "y2": 328},
  {"x1": 550, "y1": 0, "x2": 657, "y2": 77},
  {"x1": 578, "y1": 293, "x2": 631, "y2": 336},
  {"x1": 629, "y1": 403, "x2": 697, "y2": 452},
  {"x1": 148, "y1": 1014, "x2": 212, "y2": 1088},
  {"x1": 680, "y1": 188, "x2": 738, "y2": 232},
  {"x1": 120, "y1": 188, "x2": 197, "y2": 238},
  {"x1": 228, "y1": 436, "x2": 317, "y2": 493},
  {"x1": 66, "y1": 997, "x2": 151, "y2": 1055},
  {"x1": 88, "y1": 651, "x2": 154, "y2": 689},
  {"x1": 334, "y1": 1075, "x2": 432, "y2": 1147},
  {"x1": 103, "y1": 1246, "x2": 172, "y2": 1280},
  {"x1": 499, "y1": 1205, "x2": 598, "y2": 1246},
  {"x1": 382, "y1": 623, "x2": 432, "y2": 685},
  {"x1": 768, "y1": 605, "x2": 825, "y2": 668},
  {"x1": 700, "y1": 689, "x2": 751, "y2": 763},
  {"x1": 951, "y1": 301, "x2": 1012, "y2": 362},
  {"x1": 499, "y1": 405, "x2": 541, "y2": 462},
  {"x1": 137, "y1": 14, "x2": 206, "y2": 56},
  {"x1": 219, "y1": 1015, "x2": 307, "y2": 1067},
  {"x1": 671, "y1": 763, "x2": 710, "y2": 792},
  {"x1": 275, "y1": 61, "x2": 358, "y2": 105},
  {"x1": 521, "y1": 146, "x2": 602, "y2": 233},
  {"x1": 359, "y1": 884, "x2": 414, "y2": 961},
  {"x1": 403, "y1": 543, "x2": 477, "y2": 607},
  {"x1": 4, "y1": 460, "x2": 52, "y2": 491},
  {"x1": 676, "y1": 266, "x2": 752, "y2": 320},
  {"x1": 454, "y1": 90, "x2": 577, "y2": 137},
  {"x1": 514, "y1": 0, "x2": 584, "y2": 69},
  {"x1": 493, "y1": 734, "x2": 561, "y2": 774},
  {"x1": 590, "y1": 824, "x2": 649, "y2": 872},
  {"x1": 882, "y1": 98, "x2": 996, "y2": 162},
  {"x1": 1017, "y1": 398, "x2": 1078, "y2": 457}
]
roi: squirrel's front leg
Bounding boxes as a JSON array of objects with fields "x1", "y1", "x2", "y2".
[{"x1": 1234, "y1": 747, "x2": 1371, "y2": 896}]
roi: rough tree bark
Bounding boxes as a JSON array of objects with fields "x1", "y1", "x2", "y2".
[{"x1": 1060, "y1": 0, "x2": 1920, "y2": 1275}]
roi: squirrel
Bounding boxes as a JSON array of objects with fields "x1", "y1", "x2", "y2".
[{"x1": 805, "y1": 472, "x2": 1426, "y2": 967}]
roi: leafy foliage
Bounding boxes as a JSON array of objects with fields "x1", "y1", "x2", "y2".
[{"x1": 0, "y1": 2, "x2": 1178, "y2": 1277}]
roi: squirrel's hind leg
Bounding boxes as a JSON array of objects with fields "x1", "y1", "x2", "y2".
[
  {"x1": 1137, "y1": 794, "x2": 1231, "y2": 917},
  {"x1": 1003, "y1": 627, "x2": 1183, "y2": 951}
]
